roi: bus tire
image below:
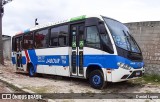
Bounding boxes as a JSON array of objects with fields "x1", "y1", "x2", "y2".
[
  {"x1": 29, "y1": 65, "x2": 36, "y2": 77},
  {"x1": 89, "y1": 70, "x2": 106, "y2": 89}
]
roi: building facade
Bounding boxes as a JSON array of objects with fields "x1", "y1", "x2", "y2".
[
  {"x1": 125, "y1": 21, "x2": 160, "y2": 74},
  {"x1": 2, "y1": 35, "x2": 11, "y2": 60}
]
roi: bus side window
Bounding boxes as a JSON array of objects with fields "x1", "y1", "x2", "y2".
[
  {"x1": 35, "y1": 29, "x2": 49, "y2": 49},
  {"x1": 19, "y1": 37, "x2": 23, "y2": 51},
  {"x1": 15, "y1": 38, "x2": 20, "y2": 51},
  {"x1": 59, "y1": 25, "x2": 68, "y2": 46},
  {"x1": 85, "y1": 26, "x2": 101, "y2": 49},
  {"x1": 23, "y1": 33, "x2": 34, "y2": 49},
  {"x1": 50, "y1": 27, "x2": 59, "y2": 47},
  {"x1": 50, "y1": 25, "x2": 68, "y2": 47}
]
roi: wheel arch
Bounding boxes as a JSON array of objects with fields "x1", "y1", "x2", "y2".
[
  {"x1": 86, "y1": 64, "x2": 106, "y2": 80},
  {"x1": 27, "y1": 62, "x2": 36, "y2": 72}
]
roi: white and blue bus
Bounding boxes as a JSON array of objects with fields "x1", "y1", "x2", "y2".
[{"x1": 12, "y1": 15, "x2": 145, "y2": 89}]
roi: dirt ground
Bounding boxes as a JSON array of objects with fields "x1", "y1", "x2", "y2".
[
  {"x1": 0, "y1": 78, "x2": 41, "y2": 102},
  {"x1": 0, "y1": 60, "x2": 160, "y2": 102}
]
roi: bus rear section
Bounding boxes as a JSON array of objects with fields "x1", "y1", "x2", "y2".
[{"x1": 11, "y1": 15, "x2": 144, "y2": 89}]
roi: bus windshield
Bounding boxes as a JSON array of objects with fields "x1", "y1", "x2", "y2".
[{"x1": 103, "y1": 17, "x2": 141, "y2": 53}]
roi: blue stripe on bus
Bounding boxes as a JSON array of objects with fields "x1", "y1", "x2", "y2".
[
  {"x1": 37, "y1": 55, "x2": 69, "y2": 66},
  {"x1": 24, "y1": 54, "x2": 144, "y2": 69},
  {"x1": 28, "y1": 50, "x2": 37, "y2": 65},
  {"x1": 84, "y1": 55, "x2": 144, "y2": 69},
  {"x1": 27, "y1": 50, "x2": 69, "y2": 66},
  {"x1": 27, "y1": 50, "x2": 38, "y2": 72}
]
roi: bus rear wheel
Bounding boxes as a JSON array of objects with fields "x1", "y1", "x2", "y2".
[
  {"x1": 89, "y1": 70, "x2": 106, "y2": 89},
  {"x1": 29, "y1": 65, "x2": 36, "y2": 77}
]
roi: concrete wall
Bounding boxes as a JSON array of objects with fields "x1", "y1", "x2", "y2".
[
  {"x1": 2, "y1": 35, "x2": 11, "y2": 60},
  {"x1": 125, "y1": 21, "x2": 160, "y2": 74}
]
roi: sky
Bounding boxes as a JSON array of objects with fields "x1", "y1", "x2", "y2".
[{"x1": 2, "y1": 0, "x2": 160, "y2": 36}]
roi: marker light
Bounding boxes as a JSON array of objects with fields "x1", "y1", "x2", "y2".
[
  {"x1": 15, "y1": 31, "x2": 23, "y2": 35},
  {"x1": 70, "y1": 15, "x2": 86, "y2": 21},
  {"x1": 24, "y1": 29, "x2": 30, "y2": 33}
]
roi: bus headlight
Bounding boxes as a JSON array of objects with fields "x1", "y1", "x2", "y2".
[
  {"x1": 117, "y1": 62, "x2": 132, "y2": 70},
  {"x1": 129, "y1": 66, "x2": 133, "y2": 69},
  {"x1": 117, "y1": 62, "x2": 124, "y2": 68}
]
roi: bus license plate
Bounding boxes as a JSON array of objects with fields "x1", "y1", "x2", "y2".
[{"x1": 136, "y1": 72, "x2": 140, "y2": 76}]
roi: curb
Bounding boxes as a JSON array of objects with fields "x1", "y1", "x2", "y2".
[{"x1": 0, "y1": 76, "x2": 55, "y2": 102}]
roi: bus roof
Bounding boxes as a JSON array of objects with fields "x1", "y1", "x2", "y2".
[{"x1": 15, "y1": 15, "x2": 103, "y2": 36}]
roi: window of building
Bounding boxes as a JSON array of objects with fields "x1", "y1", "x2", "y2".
[
  {"x1": 50, "y1": 25, "x2": 68, "y2": 47},
  {"x1": 23, "y1": 33, "x2": 34, "y2": 49},
  {"x1": 35, "y1": 29, "x2": 49, "y2": 48},
  {"x1": 86, "y1": 26, "x2": 100, "y2": 48}
]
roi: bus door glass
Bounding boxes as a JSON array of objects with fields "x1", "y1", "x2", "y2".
[
  {"x1": 15, "y1": 36, "x2": 23, "y2": 68},
  {"x1": 70, "y1": 23, "x2": 85, "y2": 76}
]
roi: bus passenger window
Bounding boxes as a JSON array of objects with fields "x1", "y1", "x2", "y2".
[
  {"x1": 86, "y1": 26, "x2": 100, "y2": 49},
  {"x1": 50, "y1": 25, "x2": 68, "y2": 47},
  {"x1": 50, "y1": 27, "x2": 59, "y2": 46},
  {"x1": 23, "y1": 33, "x2": 33, "y2": 49},
  {"x1": 15, "y1": 38, "x2": 20, "y2": 51},
  {"x1": 59, "y1": 25, "x2": 68, "y2": 46},
  {"x1": 35, "y1": 29, "x2": 49, "y2": 49}
]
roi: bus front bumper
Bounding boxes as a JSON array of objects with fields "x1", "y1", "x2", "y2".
[{"x1": 109, "y1": 67, "x2": 145, "y2": 82}]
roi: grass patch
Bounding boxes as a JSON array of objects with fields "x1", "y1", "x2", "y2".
[
  {"x1": 143, "y1": 74, "x2": 160, "y2": 84},
  {"x1": 24, "y1": 86, "x2": 49, "y2": 93},
  {"x1": 131, "y1": 74, "x2": 160, "y2": 85},
  {"x1": 144, "y1": 100, "x2": 150, "y2": 102}
]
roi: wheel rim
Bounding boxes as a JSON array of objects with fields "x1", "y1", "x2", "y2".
[{"x1": 92, "y1": 75, "x2": 101, "y2": 85}]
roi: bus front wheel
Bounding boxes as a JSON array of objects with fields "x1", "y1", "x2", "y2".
[
  {"x1": 89, "y1": 70, "x2": 106, "y2": 89},
  {"x1": 29, "y1": 65, "x2": 36, "y2": 77}
]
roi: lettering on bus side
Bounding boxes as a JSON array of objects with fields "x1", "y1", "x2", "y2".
[
  {"x1": 46, "y1": 58, "x2": 60, "y2": 64},
  {"x1": 61, "y1": 55, "x2": 67, "y2": 64},
  {"x1": 37, "y1": 55, "x2": 67, "y2": 65},
  {"x1": 38, "y1": 56, "x2": 45, "y2": 62}
]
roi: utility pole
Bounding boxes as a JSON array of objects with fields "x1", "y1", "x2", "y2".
[
  {"x1": 0, "y1": 0, "x2": 13, "y2": 65},
  {"x1": 0, "y1": 0, "x2": 4, "y2": 65}
]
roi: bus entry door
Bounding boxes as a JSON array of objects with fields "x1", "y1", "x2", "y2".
[
  {"x1": 15, "y1": 36, "x2": 23, "y2": 68},
  {"x1": 71, "y1": 23, "x2": 84, "y2": 77}
]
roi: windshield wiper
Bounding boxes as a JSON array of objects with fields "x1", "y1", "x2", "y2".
[
  {"x1": 127, "y1": 31, "x2": 141, "y2": 53},
  {"x1": 122, "y1": 30, "x2": 132, "y2": 51}
]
